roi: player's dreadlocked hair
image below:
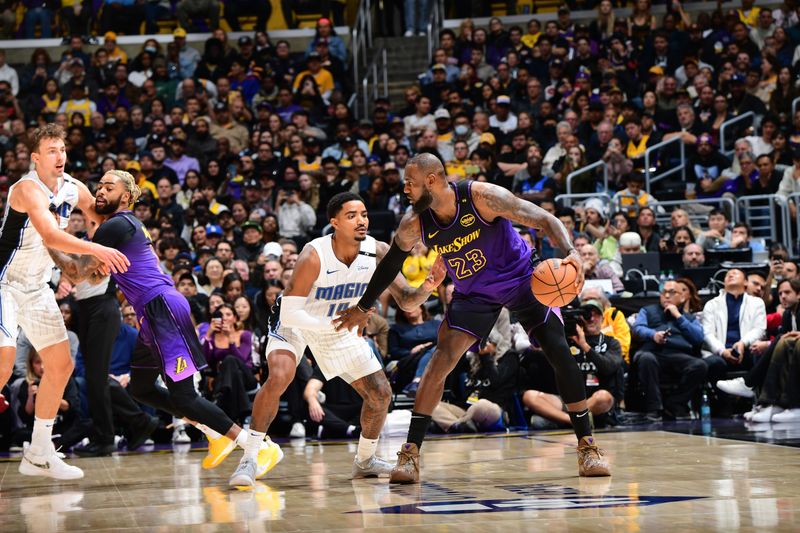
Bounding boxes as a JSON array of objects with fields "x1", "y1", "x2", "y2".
[{"x1": 105, "y1": 170, "x2": 142, "y2": 207}]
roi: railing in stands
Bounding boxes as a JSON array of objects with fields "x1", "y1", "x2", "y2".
[
  {"x1": 352, "y1": 46, "x2": 388, "y2": 120},
  {"x1": 554, "y1": 193, "x2": 613, "y2": 209},
  {"x1": 644, "y1": 136, "x2": 685, "y2": 194},
  {"x1": 630, "y1": 197, "x2": 738, "y2": 229},
  {"x1": 736, "y1": 194, "x2": 791, "y2": 249},
  {"x1": 427, "y1": 0, "x2": 446, "y2": 63},
  {"x1": 350, "y1": 0, "x2": 374, "y2": 113},
  {"x1": 565, "y1": 159, "x2": 608, "y2": 196},
  {"x1": 719, "y1": 112, "x2": 755, "y2": 158},
  {"x1": 793, "y1": 96, "x2": 800, "y2": 117},
  {"x1": 786, "y1": 192, "x2": 800, "y2": 254}
]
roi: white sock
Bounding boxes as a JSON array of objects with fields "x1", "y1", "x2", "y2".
[
  {"x1": 356, "y1": 435, "x2": 378, "y2": 463},
  {"x1": 31, "y1": 417, "x2": 55, "y2": 455},
  {"x1": 172, "y1": 417, "x2": 186, "y2": 429},
  {"x1": 244, "y1": 430, "x2": 266, "y2": 460},
  {"x1": 194, "y1": 423, "x2": 223, "y2": 441}
]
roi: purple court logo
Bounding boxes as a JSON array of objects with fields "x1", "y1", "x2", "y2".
[{"x1": 353, "y1": 483, "x2": 703, "y2": 515}]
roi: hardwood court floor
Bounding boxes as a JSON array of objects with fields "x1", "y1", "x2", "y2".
[{"x1": 1, "y1": 429, "x2": 800, "y2": 532}]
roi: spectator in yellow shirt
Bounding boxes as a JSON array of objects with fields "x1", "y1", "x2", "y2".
[
  {"x1": 292, "y1": 52, "x2": 333, "y2": 102},
  {"x1": 103, "y1": 31, "x2": 128, "y2": 65},
  {"x1": 445, "y1": 140, "x2": 471, "y2": 178},
  {"x1": 580, "y1": 287, "x2": 631, "y2": 364}
]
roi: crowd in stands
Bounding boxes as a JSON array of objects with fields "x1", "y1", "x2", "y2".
[{"x1": 5, "y1": 0, "x2": 800, "y2": 454}]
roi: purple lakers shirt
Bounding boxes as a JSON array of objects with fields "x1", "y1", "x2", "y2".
[
  {"x1": 92, "y1": 211, "x2": 174, "y2": 312},
  {"x1": 419, "y1": 180, "x2": 533, "y2": 303}
]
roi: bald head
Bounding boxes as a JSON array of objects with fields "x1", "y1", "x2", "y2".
[
  {"x1": 682, "y1": 243, "x2": 705, "y2": 268},
  {"x1": 408, "y1": 152, "x2": 445, "y2": 180}
]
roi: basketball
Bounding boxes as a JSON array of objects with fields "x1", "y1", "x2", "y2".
[{"x1": 531, "y1": 258, "x2": 579, "y2": 307}]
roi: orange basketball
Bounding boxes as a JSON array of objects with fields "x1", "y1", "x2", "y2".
[{"x1": 531, "y1": 258, "x2": 579, "y2": 307}]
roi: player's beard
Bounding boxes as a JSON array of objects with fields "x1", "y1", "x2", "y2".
[
  {"x1": 411, "y1": 189, "x2": 433, "y2": 214},
  {"x1": 95, "y1": 196, "x2": 121, "y2": 214}
]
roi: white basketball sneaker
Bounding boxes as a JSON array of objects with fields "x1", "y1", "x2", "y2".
[
  {"x1": 716, "y1": 377, "x2": 754, "y2": 399},
  {"x1": 19, "y1": 443, "x2": 83, "y2": 480}
]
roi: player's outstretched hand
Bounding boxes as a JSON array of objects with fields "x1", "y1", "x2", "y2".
[
  {"x1": 91, "y1": 243, "x2": 130, "y2": 274},
  {"x1": 560, "y1": 249, "x2": 585, "y2": 293},
  {"x1": 422, "y1": 255, "x2": 447, "y2": 292},
  {"x1": 333, "y1": 305, "x2": 373, "y2": 335}
]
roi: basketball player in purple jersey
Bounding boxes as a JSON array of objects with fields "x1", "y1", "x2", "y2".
[
  {"x1": 335, "y1": 153, "x2": 610, "y2": 482},
  {"x1": 52, "y1": 171, "x2": 282, "y2": 474}
]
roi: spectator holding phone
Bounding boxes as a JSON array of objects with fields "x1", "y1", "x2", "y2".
[
  {"x1": 631, "y1": 280, "x2": 707, "y2": 421},
  {"x1": 701, "y1": 269, "x2": 767, "y2": 384},
  {"x1": 201, "y1": 303, "x2": 256, "y2": 423},
  {"x1": 275, "y1": 183, "x2": 316, "y2": 244}
]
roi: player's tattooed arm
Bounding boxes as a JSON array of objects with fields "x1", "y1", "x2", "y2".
[
  {"x1": 48, "y1": 248, "x2": 105, "y2": 285},
  {"x1": 471, "y1": 182, "x2": 577, "y2": 255},
  {"x1": 377, "y1": 241, "x2": 446, "y2": 311},
  {"x1": 394, "y1": 211, "x2": 423, "y2": 251}
]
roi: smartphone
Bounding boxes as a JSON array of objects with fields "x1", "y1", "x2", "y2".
[{"x1": 664, "y1": 328, "x2": 672, "y2": 337}]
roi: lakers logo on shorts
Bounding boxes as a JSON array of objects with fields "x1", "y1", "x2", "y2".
[
  {"x1": 175, "y1": 356, "x2": 188, "y2": 374},
  {"x1": 460, "y1": 213, "x2": 476, "y2": 227}
]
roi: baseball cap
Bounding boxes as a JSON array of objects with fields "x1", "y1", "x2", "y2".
[
  {"x1": 205, "y1": 224, "x2": 223, "y2": 237},
  {"x1": 433, "y1": 108, "x2": 451, "y2": 120},
  {"x1": 173, "y1": 27, "x2": 187, "y2": 38},
  {"x1": 316, "y1": 37, "x2": 329, "y2": 46},
  {"x1": 95, "y1": 131, "x2": 110, "y2": 142},
  {"x1": 341, "y1": 135, "x2": 355, "y2": 145},
  {"x1": 70, "y1": 160, "x2": 87, "y2": 171},
  {"x1": 551, "y1": 58, "x2": 564, "y2": 68},
  {"x1": 308, "y1": 51, "x2": 322, "y2": 60},
  {"x1": 213, "y1": 101, "x2": 228, "y2": 112},
  {"x1": 243, "y1": 178, "x2": 259, "y2": 189},
  {"x1": 126, "y1": 160, "x2": 141, "y2": 172},
  {"x1": 263, "y1": 242, "x2": 282, "y2": 258},
  {"x1": 238, "y1": 35, "x2": 253, "y2": 46},
  {"x1": 175, "y1": 251, "x2": 193, "y2": 263},
  {"x1": 241, "y1": 221, "x2": 262, "y2": 233},
  {"x1": 648, "y1": 66, "x2": 664, "y2": 76},
  {"x1": 580, "y1": 299, "x2": 604, "y2": 314},
  {"x1": 432, "y1": 63, "x2": 446, "y2": 71},
  {"x1": 496, "y1": 95, "x2": 511, "y2": 105},
  {"x1": 104, "y1": 31, "x2": 117, "y2": 41},
  {"x1": 731, "y1": 73, "x2": 746, "y2": 83},
  {"x1": 479, "y1": 132, "x2": 496, "y2": 145}
]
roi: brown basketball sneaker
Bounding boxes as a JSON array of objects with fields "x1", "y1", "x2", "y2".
[
  {"x1": 577, "y1": 436, "x2": 611, "y2": 477},
  {"x1": 389, "y1": 443, "x2": 420, "y2": 484}
]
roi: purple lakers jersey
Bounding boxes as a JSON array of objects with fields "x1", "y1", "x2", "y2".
[
  {"x1": 419, "y1": 180, "x2": 533, "y2": 301},
  {"x1": 92, "y1": 211, "x2": 174, "y2": 311}
]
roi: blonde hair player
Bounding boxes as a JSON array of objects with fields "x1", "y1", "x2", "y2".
[{"x1": 0, "y1": 125, "x2": 129, "y2": 480}]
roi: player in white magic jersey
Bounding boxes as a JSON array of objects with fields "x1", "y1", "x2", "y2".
[
  {"x1": 229, "y1": 192, "x2": 444, "y2": 487},
  {"x1": 0, "y1": 125, "x2": 129, "y2": 481}
]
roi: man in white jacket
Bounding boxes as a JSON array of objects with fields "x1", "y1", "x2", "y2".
[{"x1": 701, "y1": 269, "x2": 767, "y2": 385}]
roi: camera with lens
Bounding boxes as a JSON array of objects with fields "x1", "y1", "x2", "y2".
[{"x1": 562, "y1": 305, "x2": 591, "y2": 337}]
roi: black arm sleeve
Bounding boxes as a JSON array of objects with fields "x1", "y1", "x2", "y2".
[
  {"x1": 356, "y1": 240, "x2": 412, "y2": 310},
  {"x1": 92, "y1": 216, "x2": 136, "y2": 249}
]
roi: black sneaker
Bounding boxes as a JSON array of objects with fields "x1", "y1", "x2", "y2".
[
  {"x1": 73, "y1": 441, "x2": 116, "y2": 457},
  {"x1": 127, "y1": 416, "x2": 159, "y2": 451}
]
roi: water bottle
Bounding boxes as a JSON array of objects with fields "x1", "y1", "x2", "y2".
[
  {"x1": 658, "y1": 271, "x2": 667, "y2": 290},
  {"x1": 700, "y1": 390, "x2": 711, "y2": 421},
  {"x1": 667, "y1": 270, "x2": 675, "y2": 281},
  {"x1": 700, "y1": 389, "x2": 711, "y2": 428}
]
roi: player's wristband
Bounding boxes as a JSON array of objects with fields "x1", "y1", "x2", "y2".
[{"x1": 357, "y1": 240, "x2": 412, "y2": 310}]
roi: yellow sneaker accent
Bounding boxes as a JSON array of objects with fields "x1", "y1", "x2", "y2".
[
  {"x1": 202, "y1": 435, "x2": 237, "y2": 469},
  {"x1": 256, "y1": 439, "x2": 284, "y2": 478}
]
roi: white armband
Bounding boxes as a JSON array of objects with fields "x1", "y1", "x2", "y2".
[{"x1": 280, "y1": 296, "x2": 335, "y2": 333}]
